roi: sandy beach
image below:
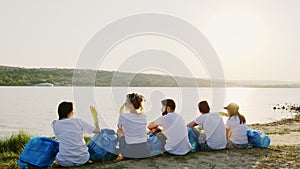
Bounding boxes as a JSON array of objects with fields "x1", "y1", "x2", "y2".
[
  {"x1": 68, "y1": 115, "x2": 300, "y2": 169},
  {"x1": 1, "y1": 115, "x2": 299, "y2": 169}
]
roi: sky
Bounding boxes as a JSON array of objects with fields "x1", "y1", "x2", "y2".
[{"x1": 0, "y1": 0, "x2": 299, "y2": 82}]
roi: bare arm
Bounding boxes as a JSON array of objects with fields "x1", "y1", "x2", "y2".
[
  {"x1": 148, "y1": 122, "x2": 158, "y2": 130},
  {"x1": 187, "y1": 121, "x2": 198, "y2": 128},
  {"x1": 90, "y1": 105, "x2": 101, "y2": 134},
  {"x1": 93, "y1": 122, "x2": 101, "y2": 134},
  {"x1": 226, "y1": 128, "x2": 231, "y2": 139}
]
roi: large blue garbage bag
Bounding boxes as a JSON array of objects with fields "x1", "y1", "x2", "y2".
[
  {"x1": 18, "y1": 136, "x2": 59, "y2": 168},
  {"x1": 148, "y1": 133, "x2": 163, "y2": 156},
  {"x1": 247, "y1": 128, "x2": 271, "y2": 148},
  {"x1": 188, "y1": 127, "x2": 200, "y2": 152},
  {"x1": 88, "y1": 129, "x2": 118, "y2": 162}
]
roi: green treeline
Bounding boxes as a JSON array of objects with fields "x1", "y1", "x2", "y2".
[
  {"x1": 1, "y1": 65, "x2": 299, "y2": 87},
  {"x1": 0, "y1": 66, "x2": 211, "y2": 87}
]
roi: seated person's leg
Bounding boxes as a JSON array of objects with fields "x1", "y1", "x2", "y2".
[
  {"x1": 157, "y1": 133, "x2": 167, "y2": 152},
  {"x1": 199, "y1": 142, "x2": 213, "y2": 151},
  {"x1": 226, "y1": 139, "x2": 236, "y2": 149},
  {"x1": 198, "y1": 132, "x2": 213, "y2": 151}
]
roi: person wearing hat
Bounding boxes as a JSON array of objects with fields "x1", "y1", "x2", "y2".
[{"x1": 224, "y1": 103, "x2": 248, "y2": 149}]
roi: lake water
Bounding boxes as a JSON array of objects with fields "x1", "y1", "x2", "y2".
[{"x1": 0, "y1": 87, "x2": 299, "y2": 139}]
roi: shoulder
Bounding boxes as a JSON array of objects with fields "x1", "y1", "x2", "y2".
[
  {"x1": 198, "y1": 113, "x2": 209, "y2": 119},
  {"x1": 229, "y1": 115, "x2": 238, "y2": 121},
  {"x1": 52, "y1": 120, "x2": 58, "y2": 128},
  {"x1": 227, "y1": 115, "x2": 240, "y2": 124},
  {"x1": 164, "y1": 112, "x2": 178, "y2": 120},
  {"x1": 72, "y1": 117, "x2": 81, "y2": 121},
  {"x1": 194, "y1": 114, "x2": 207, "y2": 123},
  {"x1": 171, "y1": 112, "x2": 181, "y2": 118},
  {"x1": 121, "y1": 112, "x2": 146, "y2": 119},
  {"x1": 72, "y1": 118, "x2": 86, "y2": 125}
]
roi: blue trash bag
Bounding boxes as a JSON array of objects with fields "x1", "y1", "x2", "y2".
[
  {"x1": 148, "y1": 133, "x2": 163, "y2": 156},
  {"x1": 88, "y1": 129, "x2": 118, "y2": 162},
  {"x1": 247, "y1": 128, "x2": 271, "y2": 148},
  {"x1": 18, "y1": 136, "x2": 59, "y2": 168},
  {"x1": 188, "y1": 127, "x2": 200, "y2": 152}
]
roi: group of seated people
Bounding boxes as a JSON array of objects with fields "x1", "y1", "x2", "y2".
[{"x1": 52, "y1": 93, "x2": 248, "y2": 167}]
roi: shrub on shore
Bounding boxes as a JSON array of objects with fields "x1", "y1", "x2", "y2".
[{"x1": 0, "y1": 131, "x2": 31, "y2": 169}]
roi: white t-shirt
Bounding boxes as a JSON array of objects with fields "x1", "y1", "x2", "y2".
[
  {"x1": 52, "y1": 118, "x2": 95, "y2": 167},
  {"x1": 194, "y1": 113, "x2": 226, "y2": 150},
  {"x1": 155, "y1": 112, "x2": 192, "y2": 155},
  {"x1": 118, "y1": 112, "x2": 147, "y2": 144},
  {"x1": 225, "y1": 115, "x2": 248, "y2": 144}
]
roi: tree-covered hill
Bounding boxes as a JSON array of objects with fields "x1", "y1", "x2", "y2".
[
  {"x1": 1, "y1": 65, "x2": 299, "y2": 87},
  {"x1": 0, "y1": 65, "x2": 210, "y2": 87}
]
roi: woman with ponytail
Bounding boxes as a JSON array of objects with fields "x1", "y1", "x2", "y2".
[
  {"x1": 224, "y1": 103, "x2": 248, "y2": 149},
  {"x1": 117, "y1": 93, "x2": 151, "y2": 158}
]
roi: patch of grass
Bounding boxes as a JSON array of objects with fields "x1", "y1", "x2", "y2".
[
  {"x1": 148, "y1": 157, "x2": 158, "y2": 168},
  {"x1": 254, "y1": 145, "x2": 300, "y2": 168},
  {"x1": 209, "y1": 163, "x2": 217, "y2": 169},
  {"x1": 0, "y1": 131, "x2": 31, "y2": 169},
  {"x1": 173, "y1": 155, "x2": 189, "y2": 163},
  {"x1": 0, "y1": 131, "x2": 31, "y2": 154},
  {"x1": 101, "y1": 164, "x2": 127, "y2": 169},
  {"x1": 265, "y1": 127, "x2": 300, "y2": 135}
]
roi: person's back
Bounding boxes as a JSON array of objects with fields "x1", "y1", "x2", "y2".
[
  {"x1": 157, "y1": 112, "x2": 191, "y2": 155},
  {"x1": 118, "y1": 112, "x2": 147, "y2": 144},
  {"x1": 195, "y1": 113, "x2": 227, "y2": 149},
  {"x1": 148, "y1": 99, "x2": 191, "y2": 155},
  {"x1": 226, "y1": 115, "x2": 248, "y2": 144},
  {"x1": 187, "y1": 101, "x2": 226, "y2": 151},
  {"x1": 117, "y1": 93, "x2": 150, "y2": 158},
  {"x1": 224, "y1": 103, "x2": 248, "y2": 149},
  {"x1": 52, "y1": 101, "x2": 100, "y2": 167},
  {"x1": 53, "y1": 118, "x2": 95, "y2": 166}
]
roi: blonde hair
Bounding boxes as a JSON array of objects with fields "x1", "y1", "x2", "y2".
[{"x1": 226, "y1": 103, "x2": 246, "y2": 124}]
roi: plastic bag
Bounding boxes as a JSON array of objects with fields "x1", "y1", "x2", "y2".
[
  {"x1": 88, "y1": 129, "x2": 118, "y2": 162},
  {"x1": 148, "y1": 133, "x2": 163, "y2": 156},
  {"x1": 188, "y1": 127, "x2": 200, "y2": 152},
  {"x1": 247, "y1": 128, "x2": 271, "y2": 148},
  {"x1": 18, "y1": 136, "x2": 59, "y2": 168}
]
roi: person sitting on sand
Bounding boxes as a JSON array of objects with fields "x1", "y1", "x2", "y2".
[
  {"x1": 187, "y1": 101, "x2": 226, "y2": 151},
  {"x1": 148, "y1": 99, "x2": 192, "y2": 155},
  {"x1": 117, "y1": 93, "x2": 151, "y2": 158},
  {"x1": 52, "y1": 101, "x2": 100, "y2": 167},
  {"x1": 224, "y1": 103, "x2": 248, "y2": 149}
]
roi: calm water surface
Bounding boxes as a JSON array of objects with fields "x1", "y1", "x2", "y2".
[{"x1": 0, "y1": 87, "x2": 299, "y2": 138}]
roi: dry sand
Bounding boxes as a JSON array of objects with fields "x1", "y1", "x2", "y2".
[{"x1": 69, "y1": 115, "x2": 300, "y2": 169}]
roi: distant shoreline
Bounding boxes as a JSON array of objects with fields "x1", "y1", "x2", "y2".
[{"x1": 1, "y1": 65, "x2": 300, "y2": 88}]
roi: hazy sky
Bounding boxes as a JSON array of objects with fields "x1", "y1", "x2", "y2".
[{"x1": 0, "y1": 0, "x2": 299, "y2": 82}]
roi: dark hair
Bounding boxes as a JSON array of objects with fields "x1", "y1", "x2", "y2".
[
  {"x1": 127, "y1": 93, "x2": 145, "y2": 111},
  {"x1": 161, "y1": 99, "x2": 176, "y2": 111},
  {"x1": 58, "y1": 101, "x2": 73, "y2": 120},
  {"x1": 198, "y1": 101, "x2": 210, "y2": 114}
]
